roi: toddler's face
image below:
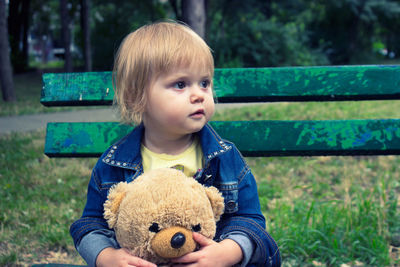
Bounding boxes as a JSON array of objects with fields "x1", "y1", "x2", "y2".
[{"x1": 143, "y1": 65, "x2": 215, "y2": 138}]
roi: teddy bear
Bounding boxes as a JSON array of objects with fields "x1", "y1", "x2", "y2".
[{"x1": 103, "y1": 168, "x2": 225, "y2": 265}]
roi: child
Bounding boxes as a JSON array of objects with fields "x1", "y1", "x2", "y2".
[{"x1": 70, "y1": 21, "x2": 281, "y2": 267}]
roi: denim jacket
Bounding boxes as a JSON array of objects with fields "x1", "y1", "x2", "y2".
[{"x1": 70, "y1": 123, "x2": 280, "y2": 266}]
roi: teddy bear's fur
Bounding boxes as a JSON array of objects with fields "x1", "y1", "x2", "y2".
[{"x1": 104, "y1": 168, "x2": 225, "y2": 264}]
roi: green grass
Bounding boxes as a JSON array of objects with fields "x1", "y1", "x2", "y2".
[
  {"x1": 213, "y1": 102, "x2": 400, "y2": 265},
  {"x1": 213, "y1": 100, "x2": 400, "y2": 121},
  {"x1": 1, "y1": 72, "x2": 54, "y2": 116},
  {"x1": 29, "y1": 59, "x2": 65, "y2": 70},
  {"x1": 1, "y1": 82, "x2": 400, "y2": 265},
  {"x1": 251, "y1": 156, "x2": 400, "y2": 266},
  {"x1": 1, "y1": 131, "x2": 399, "y2": 266},
  {"x1": 0, "y1": 131, "x2": 91, "y2": 265}
]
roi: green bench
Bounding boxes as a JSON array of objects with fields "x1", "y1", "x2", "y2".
[
  {"x1": 41, "y1": 65, "x2": 400, "y2": 158},
  {"x1": 36, "y1": 65, "x2": 400, "y2": 267}
]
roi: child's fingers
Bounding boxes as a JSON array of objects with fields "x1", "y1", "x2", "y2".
[
  {"x1": 127, "y1": 256, "x2": 157, "y2": 267},
  {"x1": 192, "y1": 231, "x2": 215, "y2": 247},
  {"x1": 171, "y1": 251, "x2": 198, "y2": 264},
  {"x1": 122, "y1": 249, "x2": 156, "y2": 267}
]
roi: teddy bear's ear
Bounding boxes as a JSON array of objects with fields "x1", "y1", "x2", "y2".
[
  {"x1": 104, "y1": 182, "x2": 129, "y2": 229},
  {"x1": 204, "y1": 186, "x2": 225, "y2": 222}
]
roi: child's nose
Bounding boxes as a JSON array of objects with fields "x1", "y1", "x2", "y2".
[{"x1": 190, "y1": 86, "x2": 205, "y2": 103}]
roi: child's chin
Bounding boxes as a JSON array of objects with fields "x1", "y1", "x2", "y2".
[{"x1": 190, "y1": 123, "x2": 207, "y2": 133}]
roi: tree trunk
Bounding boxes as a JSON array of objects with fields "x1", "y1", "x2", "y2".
[
  {"x1": 7, "y1": 0, "x2": 30, "y2": 72},
  {"x1": 169, "y1": 0, "x2": 181, "y2": 20},
  {"x1": 60, "y1": 0, "x2": 72, "y2": 72},
  {"x1": 81, "y1": 0, "x2": 92, "y2": 71},
  {"x1": 0, "y1": 0, "x2": 16, "y2": 102},
  {"x1": 21, "y1": 0, "x2": 30, "y2": 67},
  {"x1": 347, "y1": 0, "x2": 367, "y2": 63},
  {"x1": 181, "y1": 0, "x2": 206, "y2": 39}
]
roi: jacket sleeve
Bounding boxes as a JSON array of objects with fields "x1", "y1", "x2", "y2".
[
  {"x1": 70, "y1": 164, "x2": 112, "y2": 248},
  {"x1": 223, "y1": 232, "x2": 255, "y2": 267},
  {"x1": 216, "y1": 147, "x2": 281, "y2": 267},
  {"x1": 76, "y1": 229, "x2": 120, "y2": 267}
]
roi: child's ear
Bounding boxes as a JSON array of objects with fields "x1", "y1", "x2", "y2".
[
  {"x1": 104, "y1": 182, "x2": 129, "y2": 228},
  {"x1": 204, "y1": 186, "x2": 225, "y2": 221}
]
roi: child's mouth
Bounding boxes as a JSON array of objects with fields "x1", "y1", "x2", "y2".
[{"x1": 190, "y1": 109, "x2": 205, "y2": 118}]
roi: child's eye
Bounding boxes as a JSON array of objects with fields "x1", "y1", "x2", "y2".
[
  {"x1": 200, "y1": 80, "x2": 210, "y2": 88},
  {"x1": 173, "y1": 81, "x2": 186, "y2": 90}
]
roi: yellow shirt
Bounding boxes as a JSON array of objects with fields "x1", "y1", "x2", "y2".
[{"x1": 141, "y1": 137, "x2": 203, "y2": 177}]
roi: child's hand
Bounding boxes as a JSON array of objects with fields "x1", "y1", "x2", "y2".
[
  {"x1": 171, "y1": 232, "x2": 243, "y2": 267},
  {"x1": 96, "y1": 247, "x2": 157, "y2": 267}
]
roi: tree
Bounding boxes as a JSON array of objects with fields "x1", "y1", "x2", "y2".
[
  {"x1": 8, "y1": 0, "x2": 30, "y2": 72},
  {"x1": 182, "y1": 0, "x2": 207, "y2": 39},
  {"x1": 169, "y1": 0, "x2": 207, "y2": 39},
  {"x1": 309, "y1": 0, "x2": 400, "y2": 64},
  {"x1": 81, "y1": 0, "x2": 92, "y2": 71},
  {"x1": 0, "y1": 0, "x2": 16, "y2": 102},
  {"x1": 206, "y1": 0, "x2": 328, "y2": 67},
  {"x1": 60, "y1": 0, "x2": 72, "y2": 71},
  {"x1": 373, "y1": 0, "x2": 400, "y2": 58}
]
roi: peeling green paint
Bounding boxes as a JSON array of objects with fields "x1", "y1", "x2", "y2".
[
  {"x1": 45, "y1": 123, "x2": 133, "y2": 156},
  {"x1": 41, "y1": 65, "x2": 400, "y2": 106},
  {"x1": 44, "y1": 120, "x2": 400, "y2": 157},
  {"x1": 41, "y1": 72, "x2": 114, "y2": 105},
  {"x1": 41, "y1": 65, "x2": 400, "y2": 157}
]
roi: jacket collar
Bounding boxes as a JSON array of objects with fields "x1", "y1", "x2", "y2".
[
  {"x1": 101, "y1": 123, "x2": 144, "y2": 171},
  {"x1": 102, "y1": 123, "x2": 232, "y2": 170},
  {"x1": 198, "y1": 124, "x2": 232, "y2": 163}
]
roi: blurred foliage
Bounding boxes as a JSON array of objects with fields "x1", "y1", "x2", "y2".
[
  {"x1": 24, "y1": 0, "x2": 400, "y2": 70},
  {"x1": 207, "y1": 0, "x2": 330, "y2": 67},
  {"x1": 309, "y1": 0, "x2": 400, "y2": 64},
  {"x1": 88, "y1": 0, "x2": 169, "y2": 69}
]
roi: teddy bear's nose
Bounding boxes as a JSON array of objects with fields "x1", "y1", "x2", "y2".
[{"x1": 170, "y1": 232, "x2": 186, "y2": 248}]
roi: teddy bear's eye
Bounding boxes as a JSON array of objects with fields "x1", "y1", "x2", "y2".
[
  {"x1": 192, "y1": 224, "x2": 201, "y2": 232},
  {"x1": 149, "y1": 223, "x2": 160, "y2": 233}
]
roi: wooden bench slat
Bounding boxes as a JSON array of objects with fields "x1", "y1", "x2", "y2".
[
  {"x1": 41, "y1": 65, "x2": 400, "y2": 106},
  {"x1": 44, "y1": 120, "x2": 400, "y2": 157},
  {"x1": 41, "y1": 72, "x2": 113, "y2": 106}
]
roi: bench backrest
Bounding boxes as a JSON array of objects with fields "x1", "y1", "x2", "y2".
[{"x1": 41, "y1": 65, "x2": 400, "y2": 157}]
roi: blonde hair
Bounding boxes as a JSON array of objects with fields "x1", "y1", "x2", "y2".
[{"x1": 113, "y1": 21, "x2": 214, "y2": 125}]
